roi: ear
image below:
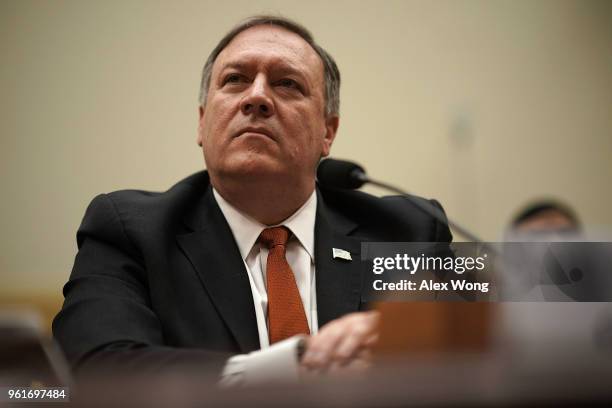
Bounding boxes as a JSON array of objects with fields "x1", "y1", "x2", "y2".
[
  {"x1": 321, "y1": 115, "x2": 339, "y2": 157},
  {"x1": 197, "y1": 105, "x2": 205, "y2": 146}
]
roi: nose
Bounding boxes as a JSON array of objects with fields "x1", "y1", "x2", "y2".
[{"x1": 240, "y1": 75, "x2": 274, "y2": 118}]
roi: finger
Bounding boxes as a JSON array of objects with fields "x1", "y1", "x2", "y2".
[
  {"x1": 365, "y1": 310, "x2": 381, "y2": 326},
  {"x1": 328, "y1": 355, "x2": 372, "y2": 376},
  {"x1": 302, "y1": 311, "x2": 380, "y2": 369},
  {"x1": 363, "y1": 332, "x2": 380, "y2": 347},
  {"x1": 344, "y1": 356, "x2": 372, "y2": 372},
  {"x1": 301, "y1": 324, "x2": 345, "y2": 369},
  {"x1": 355, "y1": 348, "x2": 372, "y2": 361},
  {"x1": 298, "y1": 361, "x2": 324, "y2": 381},
  {"x1": 333, "y1": 334, "x2": 362, "y2": 364},
  {"x1": 333, "y1": 318, "x2": 377, "y2": 363}
]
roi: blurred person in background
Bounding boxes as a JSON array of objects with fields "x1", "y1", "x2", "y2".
[{"x1": 509, "y1": 200, "x2": 581, "y2": 236}]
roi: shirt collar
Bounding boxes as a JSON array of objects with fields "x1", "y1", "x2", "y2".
[{"x1": 212, "y1": 188, "x2": 317, "y2": 262}]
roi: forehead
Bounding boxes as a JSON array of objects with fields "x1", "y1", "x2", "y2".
[
  {"x1": 213, "y1": 25, "x2": 324, "y2": 81},
  {"x1": 517, "y1": 209, "x2": 576, "y2": 230}
]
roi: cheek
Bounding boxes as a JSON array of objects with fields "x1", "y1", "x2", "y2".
[
  {"x1": 289, "y1": 128, "x2": 327, "y2": 165},
  {"x1": 291, "y1": 107, "x2": 327, "y2": 141},
  {"x1": 304, "y1": 116, "x2": 328, "y2": 152},
  {"x1": 202, "y1": 103, "x2": 235, "y2": 143},
  {"x1": 213, "y1": 104, "x2": 236, "y2": 127}
]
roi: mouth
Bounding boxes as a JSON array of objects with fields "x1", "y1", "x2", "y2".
[{"x1": 234, "y1": 127, "x2": 275, "y2": 141}]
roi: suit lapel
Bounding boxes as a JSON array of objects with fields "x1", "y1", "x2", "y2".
[
  {"x1": 315, "y1": 190, "x2": 364, "y2": 328},
  {"x1": 176, "y1": 187, "x2": 260, "y2": 353},
  {"x1": 176, "y1": 184, "x2": 365, "y2": 346}
]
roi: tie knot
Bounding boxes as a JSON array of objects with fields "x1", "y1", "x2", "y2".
[{"x1": 259, "y1": 226, "x2": 290, "y2": 249}]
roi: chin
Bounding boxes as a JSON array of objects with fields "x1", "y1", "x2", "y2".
[{"x1": 222, "y1": 155, "x2": 287, "y2": 179}]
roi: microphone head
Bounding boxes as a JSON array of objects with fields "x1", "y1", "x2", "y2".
[{"x1": 317, "y1": 158, "x2": 367, "y2": 189}]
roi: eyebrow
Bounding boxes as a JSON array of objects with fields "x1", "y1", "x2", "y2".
[
  {"x1": 219, "y1": 59, "x2": 311, "y2": 83},
  {"x1": 220, "y1": 61, "x2": 250, "y2": 72}
]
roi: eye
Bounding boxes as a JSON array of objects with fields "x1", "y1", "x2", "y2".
[
  {"x1": 276, "y1": 78, "x2": 300, "y2": 89},
  {"x1": 223, "y1": 73, "x2": 245, "y2": 85}
]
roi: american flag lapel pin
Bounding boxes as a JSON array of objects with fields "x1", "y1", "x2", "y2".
[{"x1": 332, "y1": 248, "x2": 352, "y2": 261}]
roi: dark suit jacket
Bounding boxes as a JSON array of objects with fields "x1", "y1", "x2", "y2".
[{"x1": 53, "y1": 171, "x2": 452, "y2": 375}]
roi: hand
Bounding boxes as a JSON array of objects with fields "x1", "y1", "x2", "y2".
[{"x1": 300, "y1": 311, "x2": 380, "y2": 374}]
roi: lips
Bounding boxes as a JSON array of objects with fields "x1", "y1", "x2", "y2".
[{"x1": 235, "y1": 127, "x2": 275, "y2": 141}]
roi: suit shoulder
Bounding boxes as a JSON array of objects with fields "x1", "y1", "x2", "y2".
[
  {"x1": 79, "y1": 171, "x2": 210, "y2": 240},
  {"x1": 103, "y1": 171, "x2": 209, "y2": 209},
  {"x1": 318, "y1": 185, "x2": 452, "y2": 242},
  {"x1": 319, "y1": 184, "x2": 436, "y2": 218},
  {"x1": 101, "y1": 171, "x2": 209, "y2": 214}
]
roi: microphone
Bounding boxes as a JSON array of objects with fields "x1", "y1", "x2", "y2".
[
  {"x1": 316, "y1": 158, "x2": 368, "y2": 189},
  {"x1": 317, "y1": 158, "x2": 484, "y2": 243}
]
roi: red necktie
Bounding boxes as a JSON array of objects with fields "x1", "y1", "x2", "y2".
[{"x1": 259, "y1": 226, "x2": 310, "y2": 344}]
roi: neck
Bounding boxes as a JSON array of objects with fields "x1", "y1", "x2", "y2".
[{"x1": 211, "y1": 175, "x2": 315, "y2": 225}]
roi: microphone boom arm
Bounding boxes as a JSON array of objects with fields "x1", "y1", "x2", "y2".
[{"x1": 362, "y1": 176, "x2": 483, "y2": 244}]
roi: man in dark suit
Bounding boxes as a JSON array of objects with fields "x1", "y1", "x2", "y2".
[{"x1": 53, "y1": 15, "x2": 452, "y2": 385}]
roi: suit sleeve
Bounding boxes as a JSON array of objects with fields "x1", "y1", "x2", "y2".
[{"x1": 52, "y1": 194, "x2": 230, "y2": 378}]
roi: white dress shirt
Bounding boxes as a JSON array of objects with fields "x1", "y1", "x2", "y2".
[{"x1": 212, "y1": 188, "x2": 318, "y2": 386}]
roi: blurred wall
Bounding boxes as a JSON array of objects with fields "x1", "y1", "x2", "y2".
[{"x1": 1, "y1": 0, "x2": 611, "y2": 327}]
